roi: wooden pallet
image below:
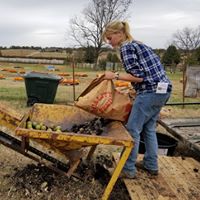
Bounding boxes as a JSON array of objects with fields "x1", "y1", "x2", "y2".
[{"x1": 113, "y1": 153, "x2": 200, "y2": 200}]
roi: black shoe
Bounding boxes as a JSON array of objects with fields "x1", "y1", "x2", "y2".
[{"x1": 136, "y1": 161, "x2": 158, "y2": 176}]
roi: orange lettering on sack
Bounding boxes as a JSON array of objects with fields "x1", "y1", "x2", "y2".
[
  {"x1": 125, "y1": 103, "x2": 132, "y2": 112},
  {"x1": 122, "y1": 103, "x2": 132, "y2": 121},
  {"x1": 91, "y1": 92, "x2": 112, "y2": 113}
]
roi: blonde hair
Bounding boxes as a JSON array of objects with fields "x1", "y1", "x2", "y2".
[{"x1": 102, "y1": 21, "x2": 133, "y2": 43}]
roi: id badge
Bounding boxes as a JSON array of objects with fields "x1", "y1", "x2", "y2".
[{"x1": 156, "y1": 82, "x2": 168, "y2": 94}]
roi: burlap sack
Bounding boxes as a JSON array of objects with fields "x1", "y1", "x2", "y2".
[{"x1": 75, "y1": 75, "x2": 132, "y2": 121}]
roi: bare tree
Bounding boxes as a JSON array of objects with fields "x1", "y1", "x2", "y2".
[
  {"x1": 69, "y1": 0, "x2": 133, "y2": 67},
  {"x1": 173, "y1": 26, "x2": 200, "y2": 51}
]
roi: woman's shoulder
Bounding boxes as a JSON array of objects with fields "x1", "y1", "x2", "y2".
[
  {"x1": 122, "y1": 40, "x2": 147, "y2": 48},
  {"x1": 132, "y1": 40, "x2": 154, "y2": 53},
  {"x1": 121, "y1": 41, "x2": 152, "y2": 56},
  {"x1": 132, "y1": 40, "x2": 149, "y2": 48},
  {"x1": 121, "y1": 40, "x2": 137, "y2": 50}
]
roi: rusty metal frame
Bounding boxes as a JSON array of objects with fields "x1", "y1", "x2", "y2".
[{"x1": 1, "y1": 103, "x2": 134, "y2": 200}]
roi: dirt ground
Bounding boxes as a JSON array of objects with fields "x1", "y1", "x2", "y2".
[
  {"x1": 0, "y1": 142, "x2": 131, "y2": 200},
  {"x1": 1, "y1": 134, "x2": 200, "y2": 200}
]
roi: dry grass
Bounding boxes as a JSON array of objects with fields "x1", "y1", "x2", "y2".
[
  {"x1": 1, "y1": 49, "x2": 37, "y2": 57},
  {"x1": 160, "y1": 106, "x2": 200, "y2": 119},
  {"x1": 0, "y1": 49, "x2": 69, "y2": 59},
  {"x1": 0, "y1": 62, "x2": 200, "y2": 117}
]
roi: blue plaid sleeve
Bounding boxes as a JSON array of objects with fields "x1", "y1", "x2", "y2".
[{"x1": 120, "y1": 44, "x2": 145, "y2": 78}]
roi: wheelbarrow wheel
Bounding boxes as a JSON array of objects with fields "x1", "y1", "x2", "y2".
[{"x1": 27, "y1": 97, "x2": 39, "y2": 107}]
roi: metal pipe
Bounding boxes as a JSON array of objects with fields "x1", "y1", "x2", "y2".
[{"x1": 165, "y1": 102, "x2": 200, "y2": 106}]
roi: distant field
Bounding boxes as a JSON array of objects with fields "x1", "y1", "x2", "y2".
[
  {"x1": 1, "y1": 49, "x2": 70, "y2": 59},
  {"x1": 0, "y1": 61, "x2": 200, "y2": 117},
  {"x1": 1, "y1": 49, "x2": 37, "y2": 57}
]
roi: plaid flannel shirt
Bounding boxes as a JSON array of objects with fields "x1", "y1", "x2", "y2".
[{"x1": 120, "y1": 41, "x2": 171, "y2": 94}]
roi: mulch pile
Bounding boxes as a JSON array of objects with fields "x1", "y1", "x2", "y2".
[{"x1": 8, "y1": 154, "x2": 130, "y2": 200}]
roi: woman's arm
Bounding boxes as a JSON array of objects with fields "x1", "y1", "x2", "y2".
[{"x1": 104, "y1": 71, "x2": 143, "y2": 83}]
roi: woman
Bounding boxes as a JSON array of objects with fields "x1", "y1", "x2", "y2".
[{"x1": 102, "y1": 21, "x2": 172, "y2": 179}]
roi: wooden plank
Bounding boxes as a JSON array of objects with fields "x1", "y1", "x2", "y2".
[
  {"x1": 171, "y1": 157, "x2": 200, "y2": 179},
  {"x1": 159, "y1": 156, "x2": 199, "y2": 200},
  {"x1": 124, "y1": 179, "x2": 149, "y2": 200},
  {"x1": 150, "y1": 176, "x2": 178, "y2": 199},
  {"x1": 124, "y1": 166, "x2": 160, "y2": 200},
  {"x1": 172, "y1": 156, "x2": 200, "y2": 195},
  {"x1": 158, "y1": 157, "x2": 189, "y2": 200},
  {"x1": 124, "y1": 172, "x2": 176, "y2": 200},
  {"x1": 170, "y1": 157, "x2": 200, "y2": 199},
  {"x1": 113, "y1": 153, "x2": 200, "y2": 200}
]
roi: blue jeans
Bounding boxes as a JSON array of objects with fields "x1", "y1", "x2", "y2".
[{"x1": 123, "y1": 91, "x2": 171, "y2": 176}]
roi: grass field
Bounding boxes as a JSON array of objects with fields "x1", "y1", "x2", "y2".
[
  {"x1": 0, "y1": 61, "x2": 200, "y2": 117},
  {"x1": 1, "y1": 49, "x2": 69, "y2": 59}
]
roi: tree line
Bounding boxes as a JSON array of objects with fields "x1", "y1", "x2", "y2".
[{"x1": 1, "y1": 0, "x2": 200, "y2": 70}]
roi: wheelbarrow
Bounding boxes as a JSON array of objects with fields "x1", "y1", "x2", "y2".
[{"x1": 14, "y1": 103, "x2": 134, "y2": 200}]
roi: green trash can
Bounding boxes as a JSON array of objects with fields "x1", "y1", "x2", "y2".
[{"x1": 24, "y1": 72, "x2": 62, "y2": 106}]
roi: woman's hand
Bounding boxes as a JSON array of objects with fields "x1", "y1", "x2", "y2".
[{"x1": 104, "y1": 71, "x2": 115, "y2": 80}]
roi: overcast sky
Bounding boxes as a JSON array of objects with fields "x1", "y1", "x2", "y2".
[{"x1": 0, "y1": 0, "x2": 199, "y2": 49}]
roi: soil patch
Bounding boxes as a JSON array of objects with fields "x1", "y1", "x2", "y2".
[{"x1": 0, "y1": 145, "x2": 130, "y2": 200}]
